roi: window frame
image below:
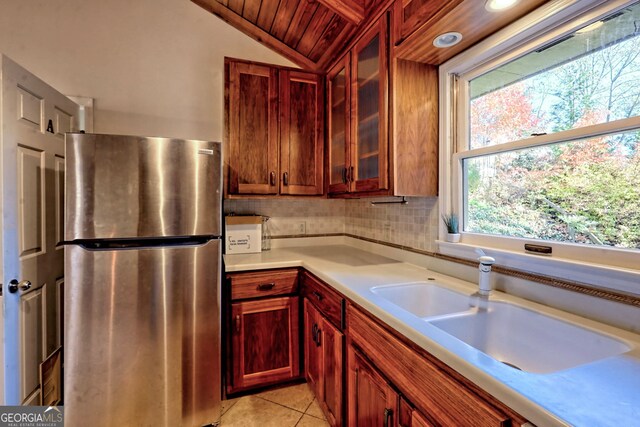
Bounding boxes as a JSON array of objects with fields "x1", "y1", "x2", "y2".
[{"x1": 438, "y1": 0, "x2": 640, "y2": 294}]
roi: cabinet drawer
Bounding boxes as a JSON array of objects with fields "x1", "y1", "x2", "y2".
[
  {"x1": 302, "y1": 272, "x2": 343, "y2": 329},
  {"x1": 229, "y1": 269, "x2": 299, "y2": 301}
]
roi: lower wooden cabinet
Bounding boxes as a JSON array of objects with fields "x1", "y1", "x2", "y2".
[
  {"x1": 304, "y1": 299, "x2": 344, "y2": 426},
  {"x1": 225, "y1": 269, "x2": 528, "y2": 426},
  {"x1": 229, "y1": 296, "x2": 300, "y2": 393},
  {"x1": 347, "y1": 345, "x2": 398, "y2": 427},
  {"x1": 399, "y1": 397, "x2": 435, "y2": 427}
]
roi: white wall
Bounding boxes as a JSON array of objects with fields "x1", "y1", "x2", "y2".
[{"x1": 0, "y1": 0, "x2": 294, "y2": 141}]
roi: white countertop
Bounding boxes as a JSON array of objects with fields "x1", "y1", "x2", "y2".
[{"x1": 224, "y1": 240, "x2": 640, "y2": 427}]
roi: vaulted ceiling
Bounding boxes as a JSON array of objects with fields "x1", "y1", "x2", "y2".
[
  {"x1": 192, "y1": 0, "x2": 380, "y2": 71},
  {"x1": 193, "y1": 0, "x2": 550, "y2": 72}
]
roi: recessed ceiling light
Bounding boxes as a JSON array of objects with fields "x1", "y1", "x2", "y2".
[
  {"x1": 433, "y1": 32, "x2": 463, "y2": 48},
  {"x1": 576, "y1": 20, "x2": 604, "y2": 34},
  {"x1": 485, "y1": 0, "x2": 519, "y2": 12}
]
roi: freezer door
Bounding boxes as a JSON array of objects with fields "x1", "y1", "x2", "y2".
[
  {"x1": 64, "y1": 239, "x2": 221, "y2": 427},
  {"x1": 65, "y1": 133, "x2": 221, "y2": 240}
]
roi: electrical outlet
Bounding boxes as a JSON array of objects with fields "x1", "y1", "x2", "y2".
[{"x1": 296, "y1": 221, "x2": 306, "y2": 235}]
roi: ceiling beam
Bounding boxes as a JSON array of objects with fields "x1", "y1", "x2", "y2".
[
  {"x1": 316, "y1": 0, "x2": 364, "y2": 25},
  {"x1": 192, "y1": 0, "x2": 319, "y2": 71}
]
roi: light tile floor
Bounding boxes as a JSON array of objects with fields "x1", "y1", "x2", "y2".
[{"x1": 221, "y1": 383, "x2": 329, "y2": 427}]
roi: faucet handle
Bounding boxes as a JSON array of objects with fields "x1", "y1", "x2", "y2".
[{"x1": 478, "y1": 255, "x2": 495, "y2": 265}]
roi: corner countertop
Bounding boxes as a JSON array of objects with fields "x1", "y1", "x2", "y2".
[{"x1": 224, "y1": 241, "x2": 640, "y2": 427}]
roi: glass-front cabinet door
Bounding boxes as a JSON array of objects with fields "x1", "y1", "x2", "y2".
[
  {"x1": 327, "y1": 54, "x2": 351, "y2": 194},
  {"x1": 351, "y1": 15, "x2": 388, "y2": 192}
]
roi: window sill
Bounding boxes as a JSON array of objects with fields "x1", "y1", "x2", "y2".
[{"x1": 436, "y1": 240, "x2": 640, "y2": 296}]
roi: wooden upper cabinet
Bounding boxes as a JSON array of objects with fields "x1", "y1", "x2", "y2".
[
  {"x1": 351, "y1": 14, "x2": 389, "y2": 192},
  {"x1": 227, "y1": 61, "x2": 279, "y2": 195},
  {"x1": 326, "y1": 14, "x2": 390, "y2": 197},
  {"x1": 225, "y1": 58, "x2": 324, "y2": 197},
  {"x1": 327, "y1": 54, "x2": 351, "y2": 194},
  {"x1": 280, "y1": 71, "x2": 324, "y2": 195}
]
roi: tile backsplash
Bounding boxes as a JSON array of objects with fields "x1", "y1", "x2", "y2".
[
  {"x1": 224, "y1": 197, "x2": 439, "y2": 251},
  {"x1": 224, "y1": 199, "x2": 346, "y2": 237},
  {"x1": 345, "y1": 197, "x2": 439, "y2": 252}
]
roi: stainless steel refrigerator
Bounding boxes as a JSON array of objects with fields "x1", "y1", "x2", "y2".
[{"x1": 64, "y1": 133, "x2": 222, "y2": 427}]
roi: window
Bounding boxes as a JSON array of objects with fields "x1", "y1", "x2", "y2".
[{"x1": 440, "y1": 0, "x2": 640, "y2": 288}]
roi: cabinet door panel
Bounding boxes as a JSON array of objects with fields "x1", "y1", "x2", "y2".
[
  {"x1": 328, "y1": 55, "x2": 351, "y2": 194},
  {"x1": 351, "y1": 15, "x2": 389, "y2": 192},
  {"x1": 321, "y1": 316, "x2": 343, "y2": 427},
  {"x1": 280, "y1": 71, "x2": 324, "y2": 195},
  {"x1": 244, "y1": 309, "x2": 289, "y2": 374},
  {"x1": 228, "y1": 62, "x2": 278, "y2": 195},
  {"x1": 348, "y1": 346, "x2": 397, "y2": 427},
  {"x1": 304, "y1": 299, "x2": 323, "y2": 396},
  {"x1": 230, "y1": 296, "x2": 299, "y2": 391}
]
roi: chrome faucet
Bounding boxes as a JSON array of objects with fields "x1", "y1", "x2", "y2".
[{"x1": 476, "y1": 251, "x2": 495, "y2": 296}]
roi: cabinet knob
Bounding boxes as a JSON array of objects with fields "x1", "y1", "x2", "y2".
[
  {"x1": 342, "y1": 167, "x2": 347, "y2": 184},
  {"x1": 283, "y1": 172, "x2": 289, "y2": 186},
  {"x1": 312, "y1": 291, "x2": 323, "y2": 301},
  {"x1": 235, "y1": 315, "x2": 241, "y2": 333},
  {"x1": 270, "y1": 171, "x2": 276, "y2": 186}
]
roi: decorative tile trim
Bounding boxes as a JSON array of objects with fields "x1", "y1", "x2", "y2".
[
  {"x1": 276, "y1": 232, "x2": 640, "y2": 308},
  {"x1": 269, "y1": 233, "x2": 344, "y2": 239}
]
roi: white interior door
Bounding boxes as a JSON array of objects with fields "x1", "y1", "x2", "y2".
[{"x1": 0, "y1": 55, "x2": 79, "y2": 404}]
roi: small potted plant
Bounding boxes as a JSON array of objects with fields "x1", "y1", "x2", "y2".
[{"x1": 442, "y1": 213, "x2": 460, "y2": 243}]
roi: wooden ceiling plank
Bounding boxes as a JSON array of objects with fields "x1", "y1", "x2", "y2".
[
  {"x1": 297, "y1": 7, "x2": 333, "y2": 56},
  {"x1": 317, "y1": 0, "x2": 364, "y2": 25},
  {"x1": 315, "y1": 23, "x2": 356, "y2": 70},
  {"x1": 308, "y1": 15, "x2": 349, "y2": 62},
  {"x1": 243, "y1": 0, "x2": 261, "y2": 24},
  {"x1": 395, "y1": 0, "x2": 547, "y2": 64},
  {"x1": 256, "y1": 0, "x2": 279, "y2": 31},
  {"x1": 283, "y1": 2, "x2": 320, "y2": 47},
  {"x1": 192, "y1": 0, "x2": 319, "y2": 70},
  {"x1": 227, "y1": 0, "x2": 244, "y2": 15},
  {"x1": 271, "y1": 0, "x2": 300, "y2": 40}
]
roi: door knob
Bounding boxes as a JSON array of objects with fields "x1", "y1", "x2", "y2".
[{"x1": 8, "y1": 279, "x2": 31, "y2": 293}]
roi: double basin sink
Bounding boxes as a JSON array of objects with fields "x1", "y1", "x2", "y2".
[{"x1": 370, "y1": 282, "x2": 631, "y2": 374}]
